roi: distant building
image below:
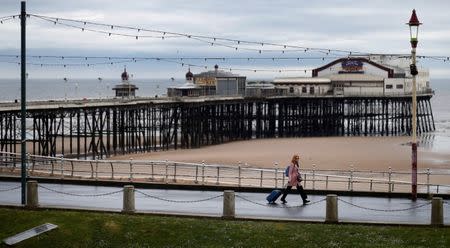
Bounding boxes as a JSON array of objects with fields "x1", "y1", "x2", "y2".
[
  {"x1": 273, "y1": 56, "x2": 432, "y2": 96},
  {"x1": 193, "y1": 65, "x2": 246, "y2": 96},
  {"x1": 245, "y1": 82, "x2": 287, "y2": 97},
  {"x1": 167, "y1": 69, "x2": 202, "y2": 97},
  {"x1": 112, "y1": 68, "x2": 139, "y2": 97}
]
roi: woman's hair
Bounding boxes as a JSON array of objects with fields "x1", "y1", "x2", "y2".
[{"x1": 291, "y1": 154, "x2": 300, "y2": 165}]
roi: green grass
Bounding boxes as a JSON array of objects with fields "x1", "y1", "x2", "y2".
[{"x1": 0, "y1": 207, "x2": 448, "y2": 248}]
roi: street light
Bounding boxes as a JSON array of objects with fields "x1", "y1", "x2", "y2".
[{"x1": 407, "y1": 9, "x2": 422, "y2": 201}]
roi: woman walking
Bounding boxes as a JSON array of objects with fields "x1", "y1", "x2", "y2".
[{"x1": 280, "y1": 154, "x2": 310, "y2": 205}]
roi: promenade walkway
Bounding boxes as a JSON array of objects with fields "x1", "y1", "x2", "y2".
[{"x1": 0, "y1": 181, "x2": 448, "y2": 225}]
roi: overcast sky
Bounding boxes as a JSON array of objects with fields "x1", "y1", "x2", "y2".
[{"x1": 0, "y1": 0, "x2": 449, "y2": 79}]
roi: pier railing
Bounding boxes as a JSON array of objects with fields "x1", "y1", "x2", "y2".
[{"x1": 0, "y1": 152, "x2": 448, "y2": 194}]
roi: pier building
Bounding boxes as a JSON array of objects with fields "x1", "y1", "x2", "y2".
[{"x1": 112, "y1": 68, "x2": 139, "y2": 97}]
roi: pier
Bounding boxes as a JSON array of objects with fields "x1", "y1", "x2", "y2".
[{"x1": 0, "y1": 94, "x2": 435, "y2": 159}]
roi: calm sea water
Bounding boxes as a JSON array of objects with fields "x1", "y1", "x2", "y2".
[{"x1": 0, "y1": 78, "x2": 449, "y2": 152}]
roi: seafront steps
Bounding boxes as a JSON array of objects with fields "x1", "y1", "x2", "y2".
[
  {"x1": 0, "y1": 151, "x2": 449, "y2": 195},
  {"x1": 0, "y1": 181, "x2": 446, "y2": 226}
]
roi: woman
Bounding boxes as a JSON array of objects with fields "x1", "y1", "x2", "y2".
[{"x1": 280, "y1": 154, "x2": 310, "y2": 205}]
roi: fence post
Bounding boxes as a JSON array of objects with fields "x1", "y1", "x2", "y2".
[
  {"x1": 89, "y1": 161, "x2": 94, "y2": 179},
  {"x1": 426, "y1": 168, "x2": 430, "y2": 194},
  {"x1": 165, "y1": 159, "x2": 169, "y2": 184},
  {"x1": 326, "y1": 176, "x2": 329, "y2": 190},
  {"x1": 222, "y1": 190, "x2": 235, "y2": 219},
  {"x1": 122, "y1": 185, "x2": 135, "y2": 213},
  {"x1": 70, "y1": 161, "x2": 74, "y2": 177},
  {"x1": 238, "y1": 161, "x2": 242, "y2": 187},
  {"x1": 388, "y1": 166, "x2": 392, "y2": 193},
  {"x1": 325, "y1": 194, "x2": 338, "y2": 223},
  {"x1": 201, "y1": 160, "x2": 205, "y2": 185},
  {"x1": 26, "y1": 180, "x2": 38, "y2": 208},
  {"x1": 260, "y1": 170, "x2": 263, "y2": 188},
  {"x1": 274, "y1": 166, "x2": 278, "y2": 188},
  {"x1": 50, "y1": 160, "x2": 55, "y2": 176},
  {"x1": 312, "y1": 164, "x2": 316, "y2": 190},
  {"x1": 26, "y1": 153, "x2": 31, "y2": 175},
  {"x1": 150, "y1": 162, "x2": 154, "y2": 180},
  {"x1": 194, "y1": 164, "x2": 199, "y2": 184},
  {"x1": 350, "y1": 164, "x2": 354, "y2": 191},
  {"x1": 173, "y1": 162, "x2": 177, "y2": 182},
  {"x1": 110, "y1": 162, "x2": 114, "y2": 179},
  {"x1": 129, "y1": 158, "x2": 133, "y2": 181},
  {"x1": 216, "y1": 167, "x2": 220, "y2": 185},
  {"x1": 95, "y1": 159, "x2": 99, "y2": 180},
  {"x1": 431, "y1": 197, "x2": 443, "y2": 226},
  {"x1": 59, "y1": 156, "x2": 64, "y2": 178}
]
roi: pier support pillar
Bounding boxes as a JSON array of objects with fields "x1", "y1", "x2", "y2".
[
  {"x1": 325, "y1": 194, "x2": 338, "y2": 223},
  {"x1": 222, "y1": 190, "x2": 235, "y2": 219},
  {"x1": 122, "y1": 185, "x2": 135, "y2": 213},
  {"x1": 26, "y1": 180, "x2": 38, "y2": 208}
]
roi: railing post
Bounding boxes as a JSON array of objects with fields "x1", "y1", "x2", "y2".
[
  {"x1": 431, "y1": 197, "x2": 443, "y2": 226},
  {"x1": 110, "y1": 162, "x2": 114, "y2": 179},
  {"x1": 150, "y1": 162, "x2": 154, "y2": 180},
  {"x1": 26, "y1": 153, "x2": 31, "y2": 175},
  {"x1": 122, "y1": 185, "x2": 135, "y2": 213},
  {"x1": 89, "y1": 161, "x2": 94, "y2": 179},
  {"x1": 222, "y1": 190, "x2": 235, "y2": 219},
  {"x1": 165, "y1": 159, "x2": 169, "y2": 184},
  {"x1": 173, "y1": 162, "x2": 177, "y2": 182},
  {"x1": 194, "y1": 164, "x2": 199, "y2": 184},
  {"x1": 201, "y1": 160, "x2": 205, "y2": 185},
  {"x1": 260, "y1": 170, "x2": 263, "y2": 187},
  {"x1": 325, "y1": 194, "x2": 338, "y2": 223},
  {"x1": 238, "y1": 161, "x2": 242, "y2": 187},
  {"x1": 70, "y1": 161, "x2": 74, "y2": 177},
  {"x1": 312, "y1": 164, "x2": 316, "y2": 190},
  {"x1": 50, "y1": 160, "x2": 55, "y2": 176},
  {"x1": 60, "y1": 156, "x2": 64, "y2": 178},
  {"x1": 350, "y1": 164, "x2": 354, "y2": 191},
  {"x1": 129, "y1": 158, "x2": 133, "y2": 181},
  {"x1": 216, "y1": 167, "x2": 220, "y2": 185},
  {"x1": 326, "y1": 176, "x2": 329, "y2": 190},
  {"x1": 95, "y1": 159, "x2": 99, "y2": 180},
  {"x1": 31, "y1": 154, "x2": 35, "y2": 175},
  {"x1": 426, "y1": 168, "x2": 430, "y2": 194},
  {"x1": 26, "y1": 180, "x2": 38, "y2": 208},
  {"x1": 274, "y1": 167, "x2": 278, "y2": 188},
  {"x1": 388, "y1": 166, "x2": 392, "y2": 193}
]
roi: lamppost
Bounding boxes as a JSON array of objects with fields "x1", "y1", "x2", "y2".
[{"x1": 407, "y1": 9, "x2": 421, "y2": 201}]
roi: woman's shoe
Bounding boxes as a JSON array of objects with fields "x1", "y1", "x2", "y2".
[
  {"x1": 281, "y1": 199, "x2": 287, "y2": 204},
  {"x1": 303, "y1": 200, "x2": 310, "y2": 205}
]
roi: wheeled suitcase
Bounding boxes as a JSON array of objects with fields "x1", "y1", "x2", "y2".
[{"x1": 266, "y1": 190, "x2": 282, "y2": 203}]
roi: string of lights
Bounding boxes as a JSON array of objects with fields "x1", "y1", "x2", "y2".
[
  {"x1": 3, "y1": 14, "x2": 449, "y2": 61},
  {"x1": 28, "y1": 13, "x2": 367, "y2": 55},
  {"x1": 0, "y1": 15, "x2": 19, "y2": 23},
  {"x1": 0, "y1": 56, "x2": 314, "y2": 73}
]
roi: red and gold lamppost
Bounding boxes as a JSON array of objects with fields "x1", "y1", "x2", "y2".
[{"x1": 407, "y1": 9, "x2": 422, "y2": 201}]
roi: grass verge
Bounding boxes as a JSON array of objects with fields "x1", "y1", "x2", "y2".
[{"x1": 0, "y1": 207, "x2": 448, "y2": 248}]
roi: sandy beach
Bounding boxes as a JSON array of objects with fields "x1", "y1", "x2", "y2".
[{"x1": 111, "y1": 136, "x2": 450, "y2": 173}]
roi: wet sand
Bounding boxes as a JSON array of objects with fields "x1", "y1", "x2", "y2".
[{"x1": 111, "y1": 136, "x2": 450, "y2": 173}]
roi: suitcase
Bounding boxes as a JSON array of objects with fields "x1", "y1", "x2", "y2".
[{"x1": 266, "y1": 190, "x2": 282, "y2": 203}]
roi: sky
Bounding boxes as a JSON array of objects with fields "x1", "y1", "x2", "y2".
[{"x1": 0, "y1": 0, "x2": 449, "y2": 80}]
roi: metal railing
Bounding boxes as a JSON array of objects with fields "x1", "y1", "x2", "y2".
[{"x1": 0, "y1": 151, "x2": 449, "y2": 194}]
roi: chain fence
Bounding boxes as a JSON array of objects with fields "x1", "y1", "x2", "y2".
[
  {"x1": 135, "y1": 189, "x2": 223, "y2": 203},
  {"x1": 338, "y1": 198, "x2": 432, "y2": 212},
  {"x1": 38, "y1": 185, "x2": 123, "y2": 197},
  {"x1": 235, "y1": 194, "x2": 326, "y2": 209},
  {"x1": 0, "y1": 185, "x2": 21, "y2": 192}
]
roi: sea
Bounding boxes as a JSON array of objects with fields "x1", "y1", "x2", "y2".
[{"x1": 0, "y1": 78, "x2": 449, "y2": 153}]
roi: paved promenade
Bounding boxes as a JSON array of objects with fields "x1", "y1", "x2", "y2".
[{"x1": 0, "y1": 181, "x2": 448, "y2": 225}]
